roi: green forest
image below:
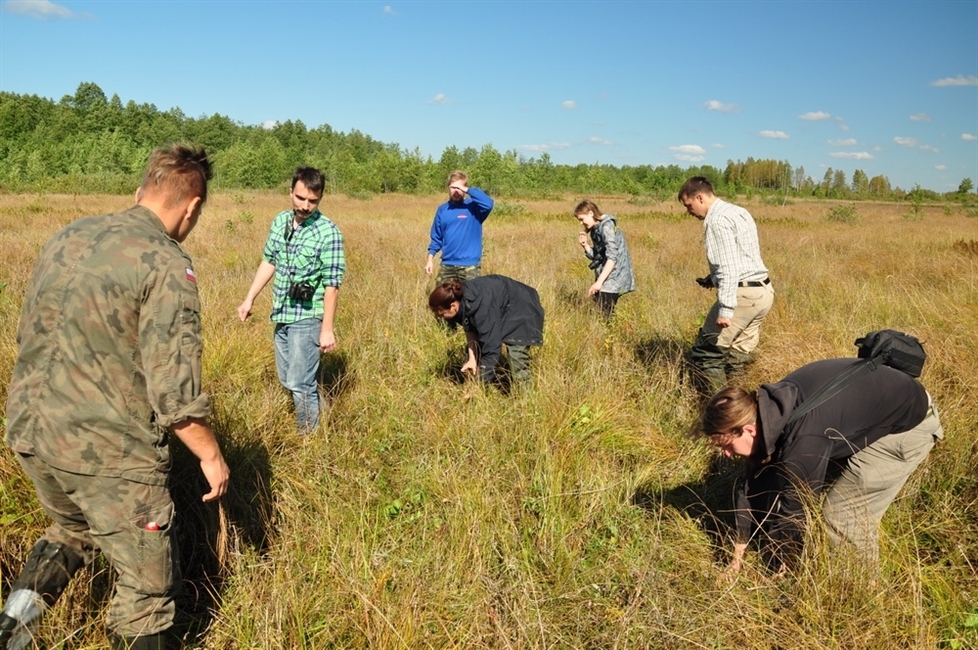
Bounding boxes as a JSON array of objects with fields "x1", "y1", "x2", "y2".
[{"x1": 1, "y1": 82, "x2": 975, "y2": 200}]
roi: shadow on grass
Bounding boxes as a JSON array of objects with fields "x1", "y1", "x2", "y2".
[
  {"x1": 167, "y1": 409, "x2": 276, "y2": 648},
  {"x1": 435, "y1": 345, "x2": 469, "y2": 386},
  {"x1": 556, "y1": 283, "x2": 589, "y2": 311},
  {"x1": 319, "y1": 350, "x2": 353, "y2": 402},
  {"x1": 634, "y1": 333, "x2": 717, "y2": 399},
  {"x1": 633, "y1": 334, "x2": 687, "y2": 369},
  {"x1": 433, "y1": 345, "x2": 531, "y2": 395},
  {"x1": 632, "y1": 454, "x2": 742, "y2": 565}
]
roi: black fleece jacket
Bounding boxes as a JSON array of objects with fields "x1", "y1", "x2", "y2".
[
  {"x1": 449, "y1": 274, "x2": 544, "y2": 382},
  {"x1": 735, "y1": 358, "x2": 928, "y2": 568}
]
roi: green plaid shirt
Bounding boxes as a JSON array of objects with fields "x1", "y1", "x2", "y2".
[{"x1": 262, "y1": 209, "x2": 345, "y2": 323}]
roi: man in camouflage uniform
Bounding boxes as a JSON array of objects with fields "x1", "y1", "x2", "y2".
[{"x1": 1, "y1": 144, "x2": 230, "y2": 650}]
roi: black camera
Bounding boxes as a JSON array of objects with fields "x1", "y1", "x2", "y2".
[
  {"x1": 288, "y1": 281, "x2": 316, "y2": 302},
  {"x1": 695, "y1": 276, "x2": 715, "y2": 289}
]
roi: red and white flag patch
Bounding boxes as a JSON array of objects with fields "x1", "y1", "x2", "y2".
[{"x1": 185, "y1": 267, "x2": 197, "y2": 283}]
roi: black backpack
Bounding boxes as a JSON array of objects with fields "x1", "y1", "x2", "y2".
[
  {"x1": 785, "y1": 330, "x2": 926, "y2": 426},
  {"x1": 855, "y1": 329, "x2": 926, "y2": 377}
]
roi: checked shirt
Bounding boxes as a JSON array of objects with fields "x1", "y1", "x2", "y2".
[
  {"x1": 263, "y1": 209, "x2": 345, "y2": 323},
  {"x1": 702, "y1": 198, "x2": 768, "y2": 319}
]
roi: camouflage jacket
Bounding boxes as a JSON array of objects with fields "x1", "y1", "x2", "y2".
[{"x1": 5, "y1": 206, "x2": 211, "y2": 485}]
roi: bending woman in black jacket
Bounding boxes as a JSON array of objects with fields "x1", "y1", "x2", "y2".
[
  {"x1": 696, "y1": 358, "x2": 943, "y2": 577},
  {"x1": 429, "y1": 275, "x2": 544, "y2": 388}
]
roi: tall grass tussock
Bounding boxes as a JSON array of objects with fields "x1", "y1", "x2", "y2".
[{"x1": 0, "y1": 192, "x2": 976, "y2": 649}]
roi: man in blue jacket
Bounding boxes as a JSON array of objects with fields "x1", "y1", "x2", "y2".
[{"x1": 424, "y1": 170, "x2": 494, "y2": 284}]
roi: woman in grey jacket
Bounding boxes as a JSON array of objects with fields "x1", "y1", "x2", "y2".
[{"x1": 574, "y1": 200, "x2": 636, "y2": 318}]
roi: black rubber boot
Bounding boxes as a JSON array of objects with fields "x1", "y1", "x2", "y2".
[
  {"x1": 725, "y1": 348, "x2": 756, "y2": 380},
  {"x1": 687, "y1": 333, "x2": 730, "y2": 397},
  {"x1": 0, "y1": 612, "x2": 18, "y2": 648},
  {"x1": 0, "y1": 539, "x2": 88, "y2": 648},
  {"x1": 10, "y1": 539, "x2": 86, "y2": 607}
]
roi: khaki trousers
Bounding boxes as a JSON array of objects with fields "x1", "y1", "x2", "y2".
[
  {"x1": 708, "y1": 283, "x2": 775, "y2": 354},
  {"x1": 689, "y1": 282, "x2": 775, "y2": 392},
  {"x1": 821, "y1": 397, "x2": 944, "y2": 565}
]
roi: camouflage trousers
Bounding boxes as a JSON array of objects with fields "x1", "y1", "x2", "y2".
[
  {"x1": 435, "y1": 263, "x2": 481, "y2": 285},
  {"x1": 16, "y1": 454, "x2": 179, "y2": 638}
]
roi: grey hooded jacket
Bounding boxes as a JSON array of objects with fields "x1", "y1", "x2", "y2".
[{"x1": 584, "y1": 215, "x2": 636, "y2": 295}]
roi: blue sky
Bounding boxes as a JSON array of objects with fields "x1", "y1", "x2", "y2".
[{"x1": 1, "y1": 0, "x2": 975, "y2": 192}]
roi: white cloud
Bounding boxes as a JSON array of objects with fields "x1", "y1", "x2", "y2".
[
  {"x1": 962, "y1": 133, "x2": 977, "y2": 141},
  {"x1": 710, "y1": 143, "x2": 727, "y2": 149},
  {"x1": 2, "y1": 0, "x2": 73, "y2": 19},
  {"x1": 893, "y1": 136, "x2": 938, "y2": 152},
  {"x1": 935, "y1": 164, "x2": 947, "y2": 170},
  {"x1": 931, "y1": 75, "x2": 978, "y2": 87},
  {"x1": 837, "y1": 122, "x2": 851, "y2": 132},
  {"x1": 562, "y1": 100, "x2": 577, "y2": 110},
  {"x1": 261, "y1": 120, "x2": 278, "y2": 130},
  {"x1": 382, "y1": 5, "x2": 395, "y2": 14},
  {"x1": 758, "y1": 130, "x2": 789, "y2": 140},
  {"x1": 910, "y1": 113, "x2": 931, "y2": 122},
  {"x1": 429, "y1": 93, "x2": 452, "y2": 105},
  {"x1": 516, "y1": 142, "x2": 571, "y2": 153},
  {"x1": 829, "y1": 138, "x2": 857, "y2": 146},
  {"x1": 669, "y1": 144, "x2": 706, "y2": 162},
  {"x1": 704, "y1": 99, "x2": 738, "y2": 113},
  {"x1": 798, "y1": 111, "x2": 831, "y2": 121},
  {"x1": 828, "y1": 151, "x2": 874, "y2": 160},
  {"x1": 587, "y1": 137, "x2": 612, "y2": 146}
]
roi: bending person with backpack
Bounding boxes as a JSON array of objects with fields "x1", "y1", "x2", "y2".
[{"x1": 696, "y1": 355, "x2": 943, "y2": 579}]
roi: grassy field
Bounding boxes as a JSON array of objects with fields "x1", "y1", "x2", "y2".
[{"x1": 1, "y1": 190, "x2": 976, "y2": 649}]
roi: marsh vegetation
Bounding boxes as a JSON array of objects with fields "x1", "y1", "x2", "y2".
[{"x1": 1, "y1": 192, "x2": 976, "y2": 648}]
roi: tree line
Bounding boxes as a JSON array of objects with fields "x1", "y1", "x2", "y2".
[{"x1": 1, "y1": 82, "x2": 973, "y2": 200}]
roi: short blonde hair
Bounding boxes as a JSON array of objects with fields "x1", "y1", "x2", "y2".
[
  {"x1": 139, "y1": 143, "x2": 213, "y2": 208},
  {"x1": 447, "y1": 170, "x2": 468, "y2": 186}
]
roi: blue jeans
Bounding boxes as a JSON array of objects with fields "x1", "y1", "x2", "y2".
[{"x1": 273, "y1": 318, "x2": 322, "y2": 433}]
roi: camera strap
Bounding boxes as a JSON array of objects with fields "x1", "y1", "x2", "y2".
[{"x1": 283, "y1": 214, "x2": 321, "y2": 290}]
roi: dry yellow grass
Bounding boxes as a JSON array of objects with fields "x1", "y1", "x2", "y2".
[{"x1": 1, "y1": 191, "x2": 976, "y2": 648}]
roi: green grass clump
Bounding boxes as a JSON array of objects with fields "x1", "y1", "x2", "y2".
[
  {"x1": 491, "y1": 200, "x2": 527, "y2": 217},
  {"x1": 826, "y1": 202, "x2": 859, "y2": 224}
]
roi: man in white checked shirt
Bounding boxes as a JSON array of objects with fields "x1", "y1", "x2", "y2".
[{"x1": 679, "y1": 177, "x2": 775, "y2": 395}]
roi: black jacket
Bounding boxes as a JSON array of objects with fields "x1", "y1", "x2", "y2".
[
  {"x1": 451, "y1": 275, "x2": 544, "y2": 381},
  {"x1": 736, "y1": 358, "x2": 928, "y2": 568}
]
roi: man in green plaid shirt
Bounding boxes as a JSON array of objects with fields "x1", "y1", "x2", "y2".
[{"x1": 237, "y1": 167, "x2": 345, "y2": 433}]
